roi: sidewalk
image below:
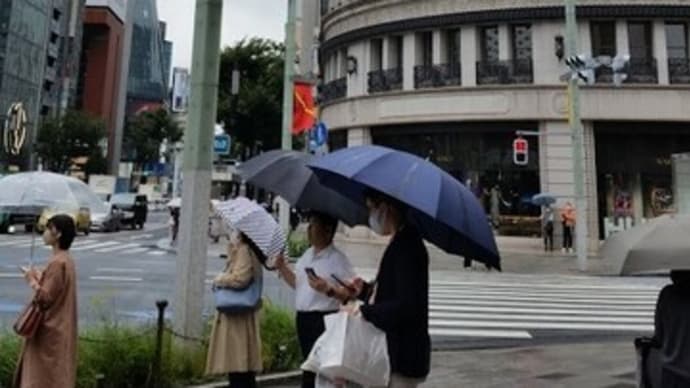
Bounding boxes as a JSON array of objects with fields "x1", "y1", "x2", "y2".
[
  {"x1": 256, "y1": 340, "x2": 638, "y2": 388},
  {"x1": 334, "y1": 234, "x2": 619, "y2": 276},
  {"x1": 162, "y1": 232, "x2": 618, "y2": 276}
]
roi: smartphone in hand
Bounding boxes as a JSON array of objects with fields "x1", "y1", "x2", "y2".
[
  {"x1": 331, "y1": 274, "x2": 357, "y2": 293},
  {"x1": 305, "y1": 267, "x2": 318, "y2": 278}
]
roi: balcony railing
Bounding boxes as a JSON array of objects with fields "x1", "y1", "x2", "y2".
[
  {"x1": 414, "y1": 63, "x2": 462, "y2": 89},
  {"x1": 368, "y1": 68, "x2": 403, "y2": 93},
  {"x1": 669, "y1": 58, "x2": 690, "y2": 84},
  {"x1": 476, "y1": 59, "x2": 533, "y2": 85},
  {"x1": 318, "y1": 77, "x2": 347, "y2": 104},
  {"x1": 596, "y1": 57, "x2": 658, "y2": 84}
]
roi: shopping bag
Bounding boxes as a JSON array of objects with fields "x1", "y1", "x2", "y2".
[{"x1": 302, "y1": 311, "x2": 390, "y2": 387}]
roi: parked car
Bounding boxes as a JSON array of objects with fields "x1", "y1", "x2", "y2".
[
  {"x1": 110, "y1": 193, "x2": 148, "y2": 229},
  {"x1": 0, "y1": 207, "x2": 43, "y2": 233},
  {"x1": 90, "y1": 203, "x2": 123, "y2": 232},
  {"x1": 37, "y1": 207, "x2": 91, "y2": 235}
]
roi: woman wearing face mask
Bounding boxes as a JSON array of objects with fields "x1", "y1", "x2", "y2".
[
  {"x1": 205, "y1": 229, "x2": 265, "y2": 388},
  {"x1": 341, "y1": 188, "x2": 430, "y2": 388}
]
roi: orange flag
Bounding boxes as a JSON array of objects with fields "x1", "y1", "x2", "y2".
[{"x1": 292, "y1": 82, "x2": 316, "y2": 135}]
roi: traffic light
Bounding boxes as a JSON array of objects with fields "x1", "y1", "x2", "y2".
[{"x1": 513, "y1": 137, "x2": 528, "y2": 166}]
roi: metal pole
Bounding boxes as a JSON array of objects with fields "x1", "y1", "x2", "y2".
[
  {"x1": 565, "y1": 0, "x2": 588, "y2": 271},
  {"x1": 279, "y1": 0, "x2": 297, "y2": 232},
  {"x1": 173, "y1": 0, "x2": 223, "y2": 343},
  {"x1": 111, "y1": 0, "x2": 135, "y2": 175},
  {"x1": 151, "y1": 300, "x2": 168, "y2": 388}
]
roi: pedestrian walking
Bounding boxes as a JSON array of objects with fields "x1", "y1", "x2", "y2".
[
  {"x1": 274, "y1": 212, "x2": 355, "y2": 388},
  {"x1": 542, "y1": 204, "x2": 555, "y2": 252},
  {"x1": 339, "y1": 189, "x2": 430, "y2": 387},
  {"x1": 646, "y1": 270, "x2": 690, "y2": 388},
  {"x1": 205, "y1": 230, "x2": 265, "y2": 388},
  {"x1": 13, "y1": 214, "x2": 78, "y2": 388},
  {"x1": 561, "y1": 202, "x2": 576, "y2": 253},
  {"x1": 169, "y1": 206, "x2": 180, "y2": 245}
]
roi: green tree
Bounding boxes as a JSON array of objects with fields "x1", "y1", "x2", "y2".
[
  {"x1": 123, "y1": 108, "x2": 182, "y2": 169},
  {"x1": 35, "y1": 110, "x2": 107, "y2": 173},
  {"x1": 217, "y1": 38, "x2": 305, "y2": 158}
]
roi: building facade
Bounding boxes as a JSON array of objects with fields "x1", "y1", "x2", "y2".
[
  {"x1": 0, "y1": 0, "x2": 84, "y2": 170},
  {"x1": 78, "y1": 0, "x2": 125, "y2": 169},
  {"x1": 125, "y1": 0, "x2": 167, "y2": 115},
  {"x1": 318, "y1": 0, "x2": 690, "y2": 248}
]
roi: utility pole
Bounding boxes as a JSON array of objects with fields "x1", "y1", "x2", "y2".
[
  {"x1": 278, "y1": 0, "x2": 297, "y2": 232},
  {"x1": 565, "y1": 0, "x2": 588, "y2": 271},
  {"x1": 173, "y1": 0, "x2": 223, "y2": 342}
]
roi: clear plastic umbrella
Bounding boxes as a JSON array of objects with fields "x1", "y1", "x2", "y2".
[{"x1": 0, "y1": 172, "x2": 107, "y2": 261}]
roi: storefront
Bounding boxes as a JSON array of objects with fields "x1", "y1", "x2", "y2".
[
  {"x1": 370, "y1": 122, "x2": 541, "y2": 231},
  {"x1": 595, "y1": 122, "x2": 690, "y2": 238}
]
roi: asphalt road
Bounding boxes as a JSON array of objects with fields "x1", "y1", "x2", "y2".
[{"x1": 0, "y1": 213, "x2": 667, "y2": 350}]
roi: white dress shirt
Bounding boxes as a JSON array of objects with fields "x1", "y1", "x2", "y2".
[{"x1": 294, "y1": 244, "x2": 355, "y2": 312}]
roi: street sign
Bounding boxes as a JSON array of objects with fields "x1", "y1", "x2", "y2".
[
  {"x1": 314, "y1": 122, "x2": 328, "y2": 146},
  {"x1": 213, "y1": 134, "x2": 231, "y2": 155},
  {"x1": 513, "y1": 137, "x2": 528, "y2": 166}
]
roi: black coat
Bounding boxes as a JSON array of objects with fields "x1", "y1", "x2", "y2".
[{"x1": 359, "y1": 225, "x2": 430, "y2": 379}]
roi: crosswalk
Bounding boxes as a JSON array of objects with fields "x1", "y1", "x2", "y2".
[
  {"x1": 0, "y1": 236, "x2": 169, "y2": 257},
  {"x1": 426, "y1": 273, "x2": 662, "y2": 340}
]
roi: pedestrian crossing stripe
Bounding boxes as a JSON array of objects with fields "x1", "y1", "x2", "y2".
[
  {"x1": 94, "y1": 243, "x2": 141, "y2": 253},
  {"x1": 71, "y1": 241, "x2": 120, "y2": 251},
  {"x1": 0, "y1": 237, "x2": 168, "y2": 256},
  {"x1": 425, "y1": 277, "x2": 662, "y2": 340}
]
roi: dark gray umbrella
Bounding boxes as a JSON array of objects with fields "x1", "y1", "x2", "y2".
[
  {"x1": 600, "y1": 214, "x2": 690, "y2": 274},
  {"x1": 237, "y1": 150, "x2": 368, "y2": 226}
]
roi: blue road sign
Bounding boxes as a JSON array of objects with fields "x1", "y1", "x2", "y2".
[
  {"x1": 315, "y1": 122, "x2": 328, "y2": 146},
  {"x1": 214, "y1": 134, "x2": 231, "y2": 155}
]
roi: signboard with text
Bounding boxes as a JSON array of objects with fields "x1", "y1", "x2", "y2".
[{"x1": 214, "y1": 135, "x2": 231, "y2": 155}]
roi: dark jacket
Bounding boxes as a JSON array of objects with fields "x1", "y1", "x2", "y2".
[
  {"x1": 359, "y1": 225, "x2": 430, "y2": 379},
  {"x1": 653, "y1": 283, "x2": 690, "y2": 383}
]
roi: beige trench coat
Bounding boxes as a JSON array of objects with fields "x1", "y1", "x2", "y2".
[
  {"x1": 14, "y1": 252, "x2": 78, "y2": 388},
  {"x1": 205, "y1": 243, "x2": 263, "y2": 375}
]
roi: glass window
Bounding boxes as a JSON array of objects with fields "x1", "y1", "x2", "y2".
[
  {"x1": 418, "y1": 31, "x2": 433, "y2": 66},
  {"x1": 666, "y1": 23, "x2": 688, "y2": 59},
  {"x1": 370, "y1": 38, "x2": 383, "y2": 71},
  {"x1": 590, "y1": 21, "x2": 617, "y2": 56},
  {"x1": 511, "y1": 24, "x2": 532, "y2": 60},
  {"x1": 628, "y1": 22, "x2": 653, "y2": 59},
  {"x1": 480, "y1": 26, "x2": 499, "y2": 62},
  {"x1": 445, "y1": 28, "x2": 461, "y2": 65}
]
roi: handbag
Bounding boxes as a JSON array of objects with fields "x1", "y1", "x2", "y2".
[
  {"x1": 13, "y1": 301, "x2": 44, "y2": 338},
  {"x1": 212, "y1": 272, "x2": 263, "y2": 313}
]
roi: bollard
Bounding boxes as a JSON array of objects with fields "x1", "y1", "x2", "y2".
[{"x1": 150, "y1": 300, "x2": 169, "y2": 388}]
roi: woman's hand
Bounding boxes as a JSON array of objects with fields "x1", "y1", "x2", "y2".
[
  {"x1": 22, "y1": 266, "x2": 40, "y2": 289},
  {"x1": 273, "y1": 253, "x2": 287, "y2": 270}
]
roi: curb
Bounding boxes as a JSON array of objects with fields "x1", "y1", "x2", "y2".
[{"x1": 187, "y1": 370, "x2": 301, "y2": 388}]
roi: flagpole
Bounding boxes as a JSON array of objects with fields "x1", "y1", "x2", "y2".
[{"x1": 279, "y1": 0, "x2": 297, "y2": 232}]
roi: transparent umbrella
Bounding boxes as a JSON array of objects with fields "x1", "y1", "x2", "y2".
[{"x1": 0, "y1": 172, "x2": 107, "y2": 261}]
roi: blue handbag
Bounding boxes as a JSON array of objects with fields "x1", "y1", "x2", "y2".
[{"x1": 212, "y1": 273, "x2": 263, "y2": 313}]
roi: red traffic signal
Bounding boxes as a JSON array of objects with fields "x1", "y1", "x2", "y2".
[{"x1": 513, "y1": 137, "x2": 528, "y2": 166}]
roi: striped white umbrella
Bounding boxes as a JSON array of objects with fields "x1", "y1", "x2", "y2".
[{"x1": 213, "y1": 197, "x2": 286, "y2": 259}]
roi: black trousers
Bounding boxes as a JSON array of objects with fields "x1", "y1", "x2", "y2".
[
  {"x1": 543, "y1": 222, "x2": 554, "y2": 251},
  {"x1": 562, "y1": 224, "x2": 573, "y2": 249},
  {"x1": 228, "y1": 371, "x2": 256, "y2": 388},
  {"x1": 297, "y1": 310, "x2": 337, "y2": 388}
]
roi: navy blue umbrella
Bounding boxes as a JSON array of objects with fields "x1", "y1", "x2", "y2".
[{"x1": 307, "y1": 145, "x2": 500, "y2": 270}]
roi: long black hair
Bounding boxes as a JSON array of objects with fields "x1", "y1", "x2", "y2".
[{"x1": 239, "y1": 232, "x2": 274, "y2": 271}]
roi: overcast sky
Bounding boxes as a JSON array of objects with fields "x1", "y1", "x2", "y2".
[{"x1": 158, "y1": 0, "x2": 286, "y2": 69}]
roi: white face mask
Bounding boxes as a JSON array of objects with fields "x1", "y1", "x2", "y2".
[{"x1": 368, "y1": 207, "x2": 386, "y2": 235}]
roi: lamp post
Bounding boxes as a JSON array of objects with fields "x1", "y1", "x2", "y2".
[{"x1": 565, "y1": 0, "x2": 588, "y2": 271}]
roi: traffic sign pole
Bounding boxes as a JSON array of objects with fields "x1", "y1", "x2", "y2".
[{"x1": 565, "y1": 0, "x2": 588, "y2": 271}]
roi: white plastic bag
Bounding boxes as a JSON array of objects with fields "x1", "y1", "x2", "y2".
[{"x1": 301, "y1": 311, "x2": 390, "y2": 387}]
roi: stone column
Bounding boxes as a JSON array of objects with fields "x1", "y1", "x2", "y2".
[
  {"x1": 654, "y1": 20, "x2": 670, "y2": 85},
  {"x1": 382, "y1": 37, "x2": 391, "y2": 70},
  {"x1": 347, "y1": 41, "x2": 367, "y2": 97},
  {"x1": 498, "y1": 24, "x2": 510, "y2": 61},
  {"x1": 533, "y1": 21, "x2": 563, "y2": 84},
  {"x1": 616, "y1": 20, "x2": 630, "y2": 57},
  {"x1": 403, "y1": 32, "x2": 417, "y2": 90},
  {"x1": 433, "y1": 29, "x2": 443, "y2": 64},
  {"x1": 461, "y1": 26, "x2": 477, "y2": 86},
  {"x1": 347, "y1": 127, "x2": 372, "y2": 147}
]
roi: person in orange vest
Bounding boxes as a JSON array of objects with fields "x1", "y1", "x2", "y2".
[{"x1": 561, "y1": 202, "x2": 576, "y2": 253}]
